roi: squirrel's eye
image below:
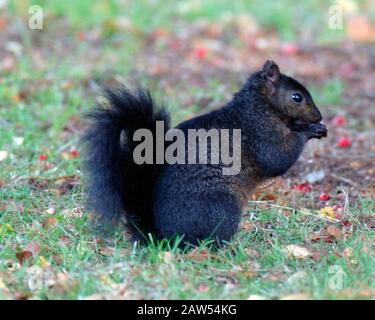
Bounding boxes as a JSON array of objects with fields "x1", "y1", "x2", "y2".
[{"x1": 292, "y1": 93, "x2": 303, "y2": 103}]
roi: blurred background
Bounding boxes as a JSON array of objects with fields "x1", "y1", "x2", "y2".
[{"x1": 1, "y1": 0, "x2": 374, "y2": 201}]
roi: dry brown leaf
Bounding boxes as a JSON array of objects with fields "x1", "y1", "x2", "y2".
[
  {"x1": 279, "y1": 292, "x2": 310, "y2": 300},
  {"x1": 0, "y1": 150, "x2": 8, "y2": 161},
  {"x1": 326, "y1": 225, "x2": 343, "y2": 239},
  {"x1": 319, "y1": 207, "x2": 335, "y2": 220},
  {"x1": 16, "y1": 251, "x2": 33, "y2": 265},
  {"x1": 43, "y1": 217, "x2": 57, "y2": 229},
  {"x1": 285, "y1": 245, "x2": 311, "y2": 259},
  {"x1": 240, "y1": 221, "x2": 253, "y2": 232},
  {"x1": 186, "y1": 248, "x2": 210, "y2": 262},
  {"x1": 16, "y1": 241, "x2": 41, "y2": 265}
]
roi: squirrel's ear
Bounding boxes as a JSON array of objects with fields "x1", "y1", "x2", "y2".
[{"x1": 262, "y1": 60, "x2": 280, "y2": 83}]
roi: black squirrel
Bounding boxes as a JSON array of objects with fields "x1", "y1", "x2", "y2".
[{"x1": 83, "y1": 60, "x2": 327, "y2": 247}]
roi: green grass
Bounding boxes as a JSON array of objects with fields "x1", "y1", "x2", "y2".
[
  {"x1": 1, "y1": 0, "x2": 374, "y2": 300},
  {"x1": 8, "y1": 0, "x2": 366, "y2": 41},
  {"x1": 310, "y1": 78, "x2": 345, "y2": 108},
  {"x1": 1, "y1": 185, "x2": 374, "y2": 299}
]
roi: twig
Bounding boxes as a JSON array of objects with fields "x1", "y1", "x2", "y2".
[
  {"x1": 329, "y1": 173, "x2": 358, "y2": 187},
  {"x1": 256, "y1": 179, "x2": 276, "y2": 191},
  {"x1": 247, "y1": 201, "x2": 341, "y2": 223}
]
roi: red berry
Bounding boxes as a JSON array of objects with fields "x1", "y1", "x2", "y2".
[
  {"x1": 38, "y1": 154, "x2": 47, "y2": 161},
  {"x1": 193, "y1": 46, "x2": 207, "y2": 59},
  {"x1": 319, "y1": 193, "x2": 329, "y2": 201},
  {"x1": 70, "y1": 149, "x2": 79, "y2": 157},
  {"x1": 332, "y1": 116, "x2": 346, "y2": 126},
  {"x1": 341, "y1": 220, "x2": 352, "y2": 227},
  {"x1": 337, "y1": 137, "x2": 351, "y2": 148},
  {"x1": 280, "y1": 43, "x2": 298, "y2": 56},
  {"x1": 292, "y1": 183, "x2": 311, "y2": 193}
]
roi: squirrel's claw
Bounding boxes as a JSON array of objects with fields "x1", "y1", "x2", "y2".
[{"x1": 306, "y1": 123, "x2": 328, "y2": 139}]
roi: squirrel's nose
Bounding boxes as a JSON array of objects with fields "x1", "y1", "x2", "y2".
[
  {"x1": 315, "y1": 113, "x2": 322, "y2": 123},
  {"x1": 312, "y1": 108, "x2": 322, "y2": 123}
]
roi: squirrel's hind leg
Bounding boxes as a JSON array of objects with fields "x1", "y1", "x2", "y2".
[{"x1": 154, "y1": 190, "x2": 242, "y2": 247}]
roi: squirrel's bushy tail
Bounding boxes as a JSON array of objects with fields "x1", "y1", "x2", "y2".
[{"x1": 83, "y1": 88, "x2": 170, "y2": 239}]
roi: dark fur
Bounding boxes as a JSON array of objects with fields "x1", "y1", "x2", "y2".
[
  {"x1": 83, "y1": 61, "x2": 327, "y2": 247},
  {"x1": 83, "y1": 88, "x2": 170, "y2": 237}
]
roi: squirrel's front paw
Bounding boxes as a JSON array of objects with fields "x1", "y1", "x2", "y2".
[{"x1": 306, "y1": 123, "x2": 328, "y2": 139}]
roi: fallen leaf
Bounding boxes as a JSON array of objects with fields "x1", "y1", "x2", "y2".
[
  {"x1": 186, "y1": 248, "x2": 210, "y2": 262},
  {"x1": 326, "y1": 225, "x2": 343, "y2": 239},
  {"x1": 305, "y1": 231, "x2": 333, "y2": 243},
  {"x1": 0, "y1": 150, "x2": 8, "y2": 161},
  {"x1": 37, "y1": 256, "x2": 50, "y2": 268},
  {"x1": 0, "y1": 278, "x2": 8, "y2": 291},
  {"x1": 16, "y1": 241, "x2": 41, "y2": 264},
  {"x1": 279, "y1": 292, "x2": 310, "y2": 300},
  {"x1": 43, "y1": 217, "x2": 57, "y2": 229},
  {"x1": 319, "y1": 207, "x2": 335, "y2": 220},
  {"x1": 24, "y1": 241, "x2": 41, "y2": 258},
  {"x1": 240, "y1": 221, "x2": 253, "y2": 232},
  {"x1": 285, "y1": 245, "x2": 311, "y2": 259},
  {"x1": 15, "y1": 251, "x2": 33, "y2": 265}
]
